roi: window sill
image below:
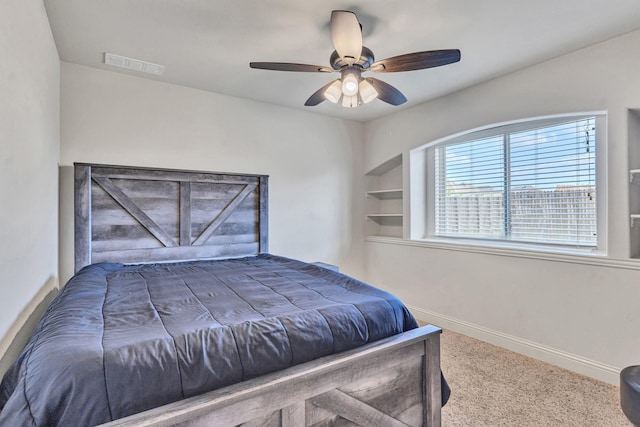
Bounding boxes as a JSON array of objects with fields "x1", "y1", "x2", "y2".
[{"x1": 365, "y1": 235, "x2": 640, "y2": 271}]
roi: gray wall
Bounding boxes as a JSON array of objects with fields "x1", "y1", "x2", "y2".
[
  {"x1": 0, "y1": 0, "x2": 60, "y2": 366},
  {"x1": 58, "y1": 63, "x2": 367, "y2": 284},
  {"x1": 363, "y1": 28, "x2": 640, "y2": 384}
]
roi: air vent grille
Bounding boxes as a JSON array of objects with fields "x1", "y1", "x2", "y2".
[{"x1": 104, "y1": 53, "x2": 164, "y2": 76}]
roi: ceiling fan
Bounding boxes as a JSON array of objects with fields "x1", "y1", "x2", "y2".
[{"x1": 249, "y1": 10, "x2": 461, "y2": 108}]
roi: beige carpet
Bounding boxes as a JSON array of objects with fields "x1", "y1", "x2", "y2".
[{"x1": 438, "y1": 329, "x2": 631, "y2": 426}]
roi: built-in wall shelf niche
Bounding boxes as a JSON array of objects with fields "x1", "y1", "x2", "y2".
[
  {"x1": 366, "y1": 189, "x2": 403, "y2": 200},
  {"x1": 365, "y1": 154, "x2": 403, "y2": 238},
  {"x1": 629, "y1": 109, "x2": 640, "y2": 257},
  {"x1": 366, "y1": 213, "x2": 404, "y2": 221}
]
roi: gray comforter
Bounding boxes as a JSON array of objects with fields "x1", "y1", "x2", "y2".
[{"x1": 0, "y1": 254, "x2": 441, "y2": 426}]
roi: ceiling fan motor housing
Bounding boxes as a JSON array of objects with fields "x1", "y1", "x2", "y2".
[{"x1": 330, "y1": 46, "x2": 375, "y2": 71}]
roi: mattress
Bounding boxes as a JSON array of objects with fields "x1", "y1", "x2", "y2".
[{"x1": 0, "y1": 254, "x2": 425, "y2": 426}]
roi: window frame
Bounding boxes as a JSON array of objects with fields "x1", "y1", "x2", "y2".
[{"x1": 409, "y1": 112, "x2": 608, "y2": 256}]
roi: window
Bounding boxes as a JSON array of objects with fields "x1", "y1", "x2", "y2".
[{"x1": 415, "y1": 114, "x2": 605, "y2": 251}]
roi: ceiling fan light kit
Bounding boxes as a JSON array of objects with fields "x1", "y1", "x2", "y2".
[
  {"x1": 359, "y1": 79, "x2": 378, "y2": 104},
  {"x1": 249, "y1": 10, "x2": 461, "y2": 109},
  {"x1": 324, "y1": 80, "x2": 342, "y2": 103},
  {"x1": 342, "y1": 94, "x2": 358, "y2": 108},
  {"x1": 341, "y1": 70, "x2": 360, "y2": 96}
]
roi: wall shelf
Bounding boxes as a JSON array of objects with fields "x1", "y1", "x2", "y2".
[
  {"x1": 631, "y1": 170, "x2": 640, "y2": 227},
  {"x1": 366, "y1": 214, "x2": 403, "y2": 225},
  {"x1": 629, "y1": 109, "x2": 640, "y2": 256},
  {"x1": 366, "y1": 189, "x2": 403, "y2": 200},
  {"x1": 365, "y1": 155, "x2": 404, "y2": 238},
  {"x1": 367, "y1": 213, "x2": 403, "y2": 218}
]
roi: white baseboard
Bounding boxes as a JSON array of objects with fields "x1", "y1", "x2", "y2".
[{"x1": 408, "y1": 305, "x2": 621, "y2": 386}]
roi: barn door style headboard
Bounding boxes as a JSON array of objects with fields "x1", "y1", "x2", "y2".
[{"x1": 74, "y1": 163, "x2": 268, "y2": 272}]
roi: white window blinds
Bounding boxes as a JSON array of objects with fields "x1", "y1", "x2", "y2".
[{"x1": 434, "y1": 116, "x2": 597, "y2": 247}]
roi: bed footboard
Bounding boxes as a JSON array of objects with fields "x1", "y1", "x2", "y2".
[{"x1": 99, "y1": 325, "x2": 443, "y2": 427}]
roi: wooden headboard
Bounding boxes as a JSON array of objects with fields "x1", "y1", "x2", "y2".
[{"x1": 74, "y1": 163, "x2": 268, "y2": 272}]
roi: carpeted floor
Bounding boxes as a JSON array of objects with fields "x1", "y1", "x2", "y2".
[{"x1": 438, "y1": 329, "x2": 631, "y2": 426}]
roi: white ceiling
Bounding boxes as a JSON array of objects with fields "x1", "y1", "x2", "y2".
[{"x1": 44, "y1": 0, "x2": 640, "y2": 122}]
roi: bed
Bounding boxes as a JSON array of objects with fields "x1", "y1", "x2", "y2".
[{"x1": 0, "y1": 163, "x2": 449, "y2": 426}]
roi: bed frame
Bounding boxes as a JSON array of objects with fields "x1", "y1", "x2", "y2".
[{"x1": 74, "y1": 163, "x2": 443, "y2": 427}]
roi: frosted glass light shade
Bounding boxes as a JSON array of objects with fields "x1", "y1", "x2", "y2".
[
  {"x1": 324, "y1": 80, "x2": 342, "y2": 103},
  {"x1": 359, "y1": 79, "x2": 378, "y2": 103},
  {"x1": 342, "y1": 95, "x2": 358, "y2": 108},
  {"x1": 341, "y1": 72, "x2": 359, "y2": 96}
]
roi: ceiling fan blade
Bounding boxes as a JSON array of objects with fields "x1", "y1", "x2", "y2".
[
  {"x1": 330, "y1": 10, "x2": 363, "y2": 64},
  {"x1": 250, "y1": 62, "x2": 333, "y2": 73},
  {"x1": 304, "y1": 80, "x2": 338, "y2": 106},
  {"x1": 366, "y1": 77, "x2": 407, "y2": 106},
  {"x1": 369, "y1": 49, "x2": 461, "y2": 73}
]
